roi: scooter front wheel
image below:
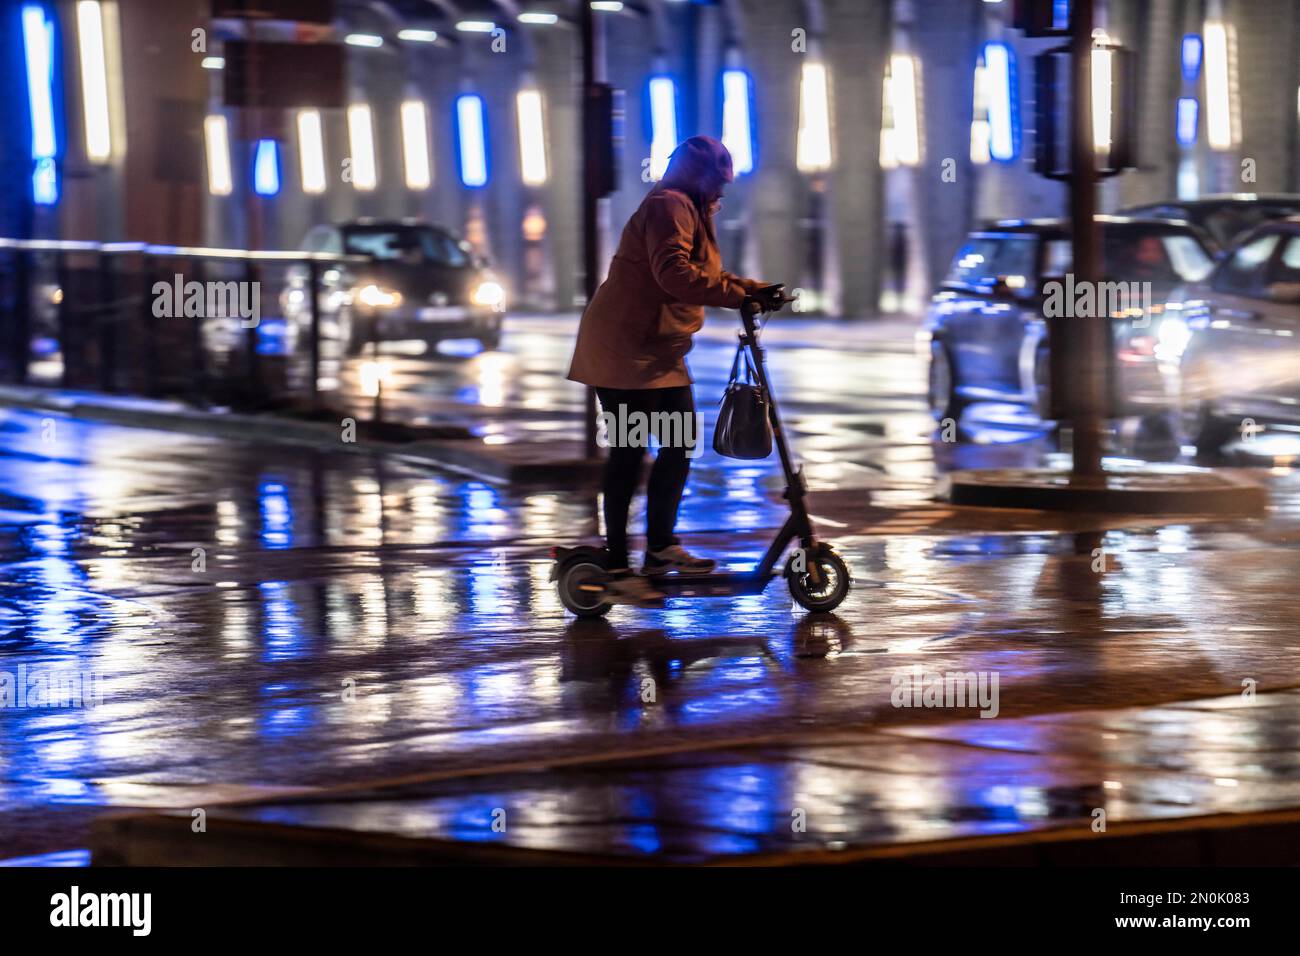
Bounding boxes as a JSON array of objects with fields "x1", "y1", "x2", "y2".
[
  {"x1": 787, "y1": 548, "x2": 850, "y2": 613},
  {"x1": 556, "y1": 558, "x2": 612, "y2": 618}
]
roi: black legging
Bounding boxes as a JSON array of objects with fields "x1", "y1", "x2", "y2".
[{"x1": 595, "y1": 385, "x2": 696, "y2": 569}]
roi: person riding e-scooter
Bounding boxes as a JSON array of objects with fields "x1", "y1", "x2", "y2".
[{"x1": 567, "y1": 135, "x2": 786, "y2": 606}]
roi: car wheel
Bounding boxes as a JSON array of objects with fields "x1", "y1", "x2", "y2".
[{"x1": 928, "y1": 341, "x2": 965, "y2": 423}]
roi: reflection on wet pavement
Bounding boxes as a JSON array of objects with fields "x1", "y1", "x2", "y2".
[{"x1": 2, "y1": 318, "x2": 1300, "y2": 861}]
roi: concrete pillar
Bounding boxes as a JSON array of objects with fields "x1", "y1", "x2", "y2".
[{"x1": 823, "y1": 0, "x2": 890, "y2": 317}]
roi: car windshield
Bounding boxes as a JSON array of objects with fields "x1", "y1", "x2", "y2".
[
  {"x1": 343, "y1": 226, "x2": 472, "y2": 267},
  {"x1": 1045, "y1": 230, "x2": 1215, "y2": 285},
  {"x1": 1200, "y1": 204, "x2": 1300, "y2": 248}
]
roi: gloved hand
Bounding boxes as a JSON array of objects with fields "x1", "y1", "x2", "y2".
[{"x1": 751, "y1": 283, "x2": 794, "y2": 313}]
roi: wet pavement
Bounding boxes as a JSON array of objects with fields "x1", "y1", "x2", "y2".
[{"x1": 3, "y1": 314, "x2": 1300, "y2": 861}]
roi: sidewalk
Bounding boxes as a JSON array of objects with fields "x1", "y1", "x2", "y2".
[{"x1": 92, "y1": 688, "x2": 1300, "y2": 865}]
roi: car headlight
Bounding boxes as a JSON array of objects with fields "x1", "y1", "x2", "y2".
[
  {"x1": 356, "y1": 284, "x2": 402, "y2": 309},
  {"x1": 471, "y1": 280, "x2": 506, "y2": 309},
  {"x1": 1154, "y1": 315, "x2": 1191, "y2": 361}
]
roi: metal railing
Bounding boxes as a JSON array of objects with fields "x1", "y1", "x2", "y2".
[{"x1": 0, "y1": 238, "x2": 368, "y2": 412}]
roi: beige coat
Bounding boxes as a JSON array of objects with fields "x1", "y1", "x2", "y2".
[{"x1": 567, "y1": 186, "x2": 759, "y2": 389}]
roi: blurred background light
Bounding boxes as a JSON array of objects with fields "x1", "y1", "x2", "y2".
[
  {"x1": 721, "y1": 68, "x2": 754, "y2": 176},
  {"x1": 456, "y1": 94, "x2": 488, "y2": 188},
  {"x1": 1091, "y1": 34, "x2": 1113, "y2": 155},
  {"x1": 296, "y1": 109, "x2": 326, "y2": 194},
  {"x1": 397, "y1": 29, "x2": 437, "y2": 43},
  {"x1": 347, "y1": 104, "x2": 378, "y2": 190},
  {"x1": 76, "y1": 1, "x2": 112, "y2": 162},
  {"x1": 888, "y1": 53, "x2": 922, "y2": 166},
  {"x1": 648, "y1": 75, "x2": 678, "y2": 180},
  {"x1": 518, "y1": 12, "x2": 558, "y2": 25},
  {"x1": 970, "y1": 56, "x2": 991, "y2": 165},
  {"x1": 204, "y1": 114, "x2": 233, "y2": 196},
  {"x1": 1176, "y1": 96, "x2": 1199, "y2": 146},
  {"x1": 344, "y1": 33, "x2": 383, "y2": 48},
  {"x1": 253, "y1": 139, "x2": 280, "y2": 196},
  {"x1": 455, "y1": 21, "x2": 495, "y2": 33},
  {"x1": 1181, "y1": 33, "x2": 1202, "y2": 81},
  {"x1": 983, "y1": 41, "x2": 1018, "y2": 162},
  {"x1": 201, "y1": 56, "x2": 224, "y2": 69},
  {"x1": 401, "y1": 100, "x2": 432, "y2": 189},
  {"x1": 796, "y1": 61, "x2": 831, "y2": 172},
  {"x1": 22, "y1": 5, "x2": 57, "y2": 164},
  {"x1": 516, "y1": 88, "x2": 548, "y2": 186},
  {"x1": 33, "y1": 157, "x2": 57, "y2": 205},
  {"x1": 1203, "y1": 19, "x2": 1233, "y2": 150}
]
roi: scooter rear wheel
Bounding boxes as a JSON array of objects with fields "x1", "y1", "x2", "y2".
[
  {"x1": 787, "y1": 548, "x2": 850, "y2": 613},
  {"x1": 557, "y1": 558, "x2": 613, "y2": 618}
]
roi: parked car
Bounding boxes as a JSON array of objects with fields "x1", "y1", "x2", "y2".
[
  {"x1": 924, "y1": 216, "x2": 1216, "y2": 427},
  {"x1": 1172, "y1": 217, "x2": 1300, "y2": 454},
  {"x1": 1120, "y1": 194, "x2": 1300, "y2": 253},
  {"x1": 281, "y1": 219, "x2": 506, "y2": 355}
]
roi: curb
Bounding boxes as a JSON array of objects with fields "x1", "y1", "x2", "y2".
[
  {"x1": 0, "y1": 386, "x2": 603, "y2": 486},
  {"x1": 941, "y1": 466, "x2": 1269, "y2": 515},
  {"x1": 89, "y1": 805, "x2": 1300, "y2": 866}
]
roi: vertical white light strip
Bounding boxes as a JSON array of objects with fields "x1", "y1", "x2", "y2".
[
  {"x1": 401, "y1": 100, "x2": 432, "y2": 189},
  {"x1": 721, "y1": 69, "x2": 753, "y2": 175},
  {"x1": 203, "y1": 114, "x2": 232, "y2": 196},
  {"x1": 648, "y1": 76, "x2": 678, "y2": 180},
  {"x1": 76, "y1": 1, "x2": 112, "y2": 162},
  {"x1": 796, "y1": 61, "x2": 832, "y2": 172},
  {"x1": 890, "y1": 53, "x2": 921, "y2": 166},
  {"x1": 515, "y1": 88, "x2": 547, "y2": 186},
  {"x1": 296, "y1": 109, "x2": 326, "y2": 194},
  {"x1": 970, "y1": 59, "x2": 991, "y2": 164},
  {"x1": 1091, "y1": 40, "x2": 1113, "y2": 155},
  {"x1": 348, "y1": 103, "x2": 377, "y2": 190},
  {"x1": 1203, "y1": 19, "x2": 1233, "y2": 150}
]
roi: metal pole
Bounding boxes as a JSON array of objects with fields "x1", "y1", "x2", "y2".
[
  {"x1": 580, "y1": 1, "x2": 599, "y2": 458},
  {"x1": 1069, "y1": 0, "x2": 1104, "y2": 477}
]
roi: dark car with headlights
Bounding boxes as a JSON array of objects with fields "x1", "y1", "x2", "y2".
[
  {"x1": 1172, "y1": 218, "x2": 1300, "y2": 454},
  {"x1": 1120, "y1": 194, "x2": 1300, "y2": 253},
  {"x1": 924, "y1": 216, "x2": 1216, "y2": 426},
  {"x1": 281, "y1": 219, "x2": 505, "y2": 354}
]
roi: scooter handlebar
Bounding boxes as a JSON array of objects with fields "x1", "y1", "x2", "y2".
[{"x1": 742, "y1": 284, "x2": 797, "y2": 320}]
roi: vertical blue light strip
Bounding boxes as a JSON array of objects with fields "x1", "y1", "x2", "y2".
[
  {"x1": 253, "y1": 139, "x2": 280, "y2": 196},
  {"x1": 983, "y1": 41, "x2": 1019, "y2": 162},
  {"x1": 1176, "y1": 97, "x2": 1199, "y2": 146},
  {"x1": 456, "y1": 94, "x2": 488, "y2": 188},
  {"x1": 23, "y1": 4, "x2": 58, "y2": 204},
  {"x1": 1181, "y1": 34, "x2": 1203, "y2": 82}
]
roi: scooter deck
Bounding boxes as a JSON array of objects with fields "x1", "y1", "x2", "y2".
[{"x1": 648, "y1": 570, "x2": 779, "y2": 597}]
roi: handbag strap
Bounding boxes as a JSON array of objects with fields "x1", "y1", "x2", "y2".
[{"x1": 728, "y1": 343, "x2": 758, "y2": 385}]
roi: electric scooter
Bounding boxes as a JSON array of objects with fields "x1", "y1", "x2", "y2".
[{"x1": 551, "y1": 290, "x2": 851, "y2": 617}]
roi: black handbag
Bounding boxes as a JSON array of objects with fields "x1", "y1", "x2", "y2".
[{"x1": 713, "y1": 343, "x2": 773, "y2": 459}]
